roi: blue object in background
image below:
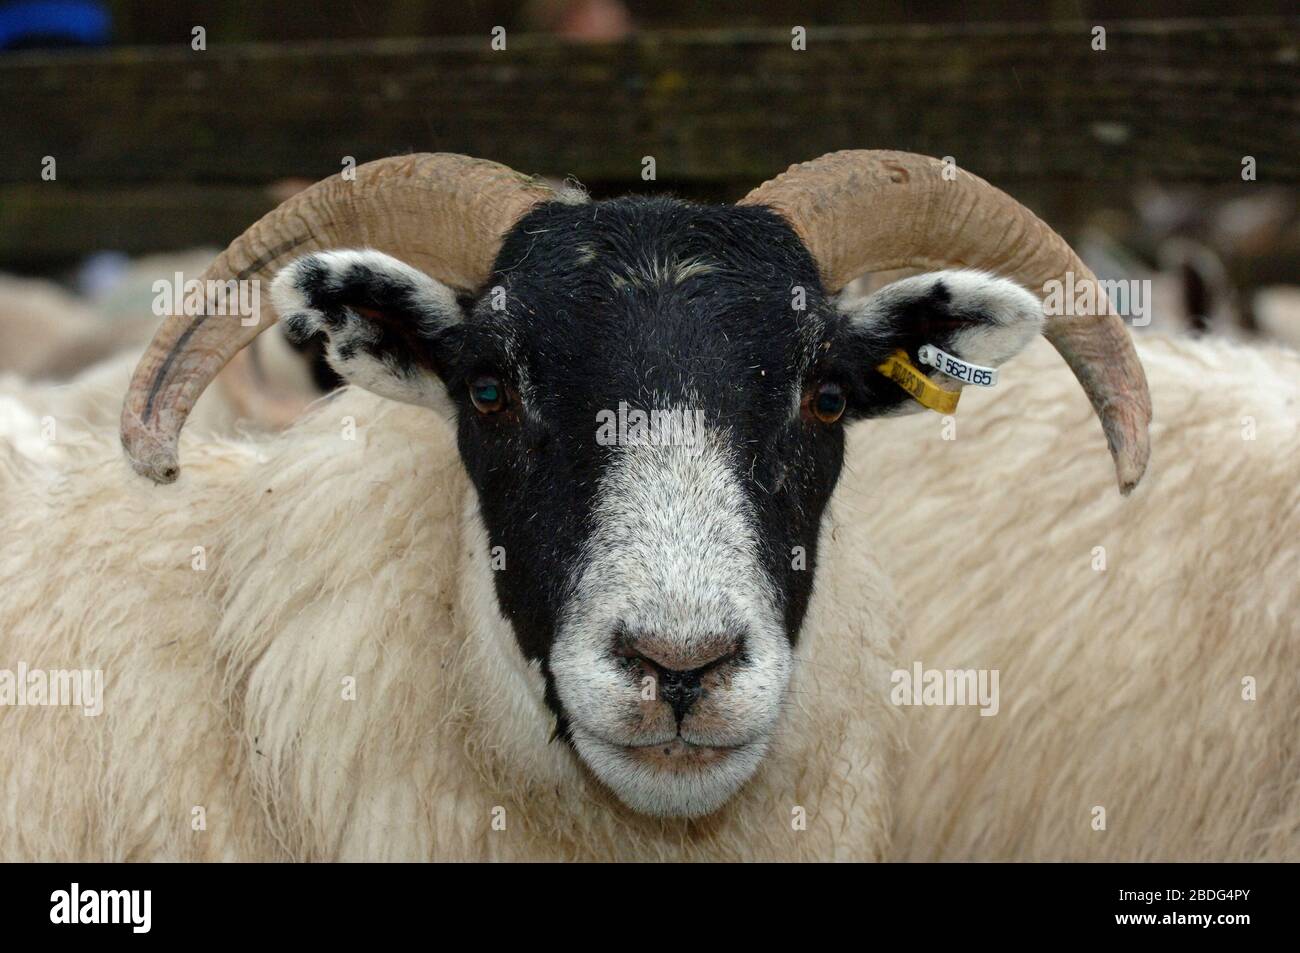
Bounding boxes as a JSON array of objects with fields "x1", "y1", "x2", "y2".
[
  {"x1": 76, "y1": 251, "x2": 131, "y2": 299},
  {"x1": 0, "y1": 0, "x2": 110, "y2": 50}
]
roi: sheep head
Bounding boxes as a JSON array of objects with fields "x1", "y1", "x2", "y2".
[{"x1": 121, "y1": 151, "x2": 1151, "y2": 819}]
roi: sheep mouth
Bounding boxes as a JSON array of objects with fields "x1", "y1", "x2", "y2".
[
  {"x1": 570, "y1": 725, "x2": 770, "y2": 817},
  {"x1": 621, "y1": 737, "x2": 748, "y2": 770}
]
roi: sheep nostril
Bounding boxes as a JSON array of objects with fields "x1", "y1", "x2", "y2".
[
  {"x1": 658, "y1": 670, "x2": 705, "y2": 722},
  {"x1": 614, "y1": 631, "x2": 745, "y2": 721}
]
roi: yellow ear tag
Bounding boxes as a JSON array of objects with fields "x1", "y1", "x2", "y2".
[{"x1": 875, "y1": 349, "x2": 960, "y2": 415}]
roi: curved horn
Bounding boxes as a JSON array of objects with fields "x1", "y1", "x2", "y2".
[
  {"x1": 122, "y1": 153, "x2": 554, "y2": 483},
  {"x1": 740, "y1": 150, "x2": 1152, "y2": 494}
]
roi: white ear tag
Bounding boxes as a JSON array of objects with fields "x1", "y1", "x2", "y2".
[{"x1": 917, "y1": 344, "x2": 999, "y2": 388}]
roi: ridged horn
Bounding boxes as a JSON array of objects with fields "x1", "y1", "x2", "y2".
[
  {"x1": 740, "y1": 150, "x2": 1152, "y2": 494},
  {"x1": 122, "y1": 153, "x2": 554, "y2": 483}
]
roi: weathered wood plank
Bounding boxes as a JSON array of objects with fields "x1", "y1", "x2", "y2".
[
  {"x1": 0, "y1": 185, "x2": 275, "y2": 267},
  {"x1": 1, "y1": 19, "x2": 1296, "y2": 191}
]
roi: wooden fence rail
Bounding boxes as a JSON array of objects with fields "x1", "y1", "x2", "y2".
[{"x1": 1, "y1": 18, "x2": 1296, "y2": 265}]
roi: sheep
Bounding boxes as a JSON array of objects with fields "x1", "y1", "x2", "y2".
[
  {"x1": 0, "y1": 341, "x2": 313, "y2": 470},
  {"x1": 1, "y1": 351, "x2": 238, "y2": 456},
  {"x1": 0, "y1": 250, "x2": 318, "y2": 429},
  {"x1": 3, "y1": 332, "x2": 1293, "y2": 861},
  {"x1": 870, "y1": 334, "x2": 1300, "y2": 861},
  {"x1": 0, "y1": 274, "x2": 133, "y2": 379},
  {"x1": 5, "y1": 149, "x2": 1286, "y2": 861},
  {"x1": 0, "y1": 251, "x2": 218, "y2": 381},
  {"x1": 1, "y1": 374, "x2": 899, "y2": 860}
]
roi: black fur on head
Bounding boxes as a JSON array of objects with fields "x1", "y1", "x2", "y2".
[{"x1": 454, "y1": 199, "x2": 848, "y2": 679}]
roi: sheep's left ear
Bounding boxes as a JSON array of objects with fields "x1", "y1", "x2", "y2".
[
  {"x1": 269, "y1": 249, "x2": 463, "y2": 416},
  {"x1": 834, "y1": 270, "x2": 1044, "y2": 419}
]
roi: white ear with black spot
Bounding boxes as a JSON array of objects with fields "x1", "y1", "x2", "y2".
[
  {"x1": 840, "y1": 269, "x2": 1044, "y2": 417},
  {"x1": 269, "y1": 249, "x2": 463, "y2": 417}
]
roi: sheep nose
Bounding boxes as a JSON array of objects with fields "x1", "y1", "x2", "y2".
[
  {"x1": 658, "y1": 668, "x2": 705, "y2": 722},
  {"x1": 619, "y1": 633, "x2": 743, "y2": 722}
]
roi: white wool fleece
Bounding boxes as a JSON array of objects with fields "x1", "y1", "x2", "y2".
[{"x1": 0, "y1": 334, "x2": 1296, "y2": 860}]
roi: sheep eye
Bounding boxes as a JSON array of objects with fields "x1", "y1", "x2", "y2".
[
  {"x1": 469, "y1": 375, "x2": 506, "y2": 414},
  {"x1": 811, "y1": 381, "x2": 846, "y2": 424}
]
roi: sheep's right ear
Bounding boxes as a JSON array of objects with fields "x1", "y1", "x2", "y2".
[{"x1": 269, "y1": 249, "x2": 463, "y2": 415}]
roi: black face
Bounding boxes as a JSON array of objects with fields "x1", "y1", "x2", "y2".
[{"x1": 442, "y1": 199, "x2": 853, "y2": 681}]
